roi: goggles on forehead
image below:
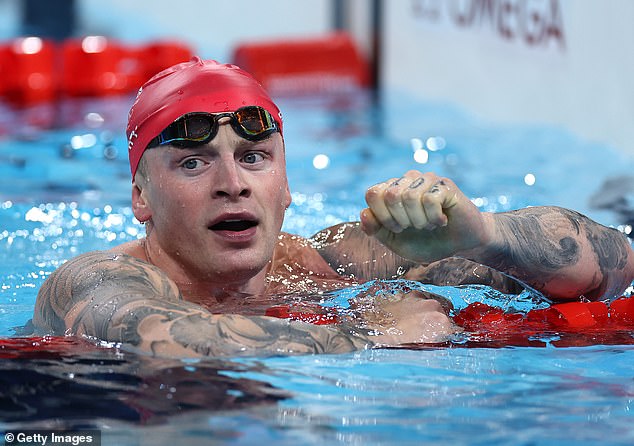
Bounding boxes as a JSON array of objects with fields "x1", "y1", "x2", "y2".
[{"x1": 147, "y1": 106, "x2": 280, "y2": 149}]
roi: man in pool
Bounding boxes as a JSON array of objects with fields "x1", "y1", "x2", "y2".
[{"x1": 33, "y1": 58, "x2": 634, "y2": 357}]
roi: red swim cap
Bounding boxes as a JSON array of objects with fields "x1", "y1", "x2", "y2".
[{"x1": 126, "y1": 57, "x2": 283, "y2": 178}]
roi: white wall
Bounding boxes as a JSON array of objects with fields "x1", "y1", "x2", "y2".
[{"x1": 382, "y1": 0, "x2": 634, "y2": 157}]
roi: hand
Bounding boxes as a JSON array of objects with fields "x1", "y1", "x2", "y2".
[
  {"x1": 348, "y1": 289, "x2": 458, "y2": 345},
  {"x1": 360, "y1": 170, "x2": 492, "y2": 263}
]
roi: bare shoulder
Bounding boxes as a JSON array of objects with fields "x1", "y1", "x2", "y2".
[{"x1": 33, "y1": 250, "x2": 180, "y2": 334}]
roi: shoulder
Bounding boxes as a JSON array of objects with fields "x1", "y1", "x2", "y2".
[
  {"x1": 33, "y1": 250, "x2": 180, "y2": 334},
  {"x1": 46, "y1": 250, "x2": 176, "y2": 293}
]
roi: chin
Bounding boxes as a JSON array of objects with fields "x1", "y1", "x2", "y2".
[{"x1": 207, "y1": 256, "x2": 269, "y2": 281}]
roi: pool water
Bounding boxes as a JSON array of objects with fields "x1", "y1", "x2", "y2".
[{"x1": 1, "y1": 92, "x2": 633, "y2": 445}]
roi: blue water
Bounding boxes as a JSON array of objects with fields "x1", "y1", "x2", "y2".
[{"x1": 1, "y1": 93, "x2": 633, "y2": 445}]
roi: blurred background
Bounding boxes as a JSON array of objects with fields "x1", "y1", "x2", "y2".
[
  {"x1": 0, "y1": 0, "x2": 633, "y2": 229},
  {"x1": 1, "y1": 0, "x2": 632, "y2": 156}
]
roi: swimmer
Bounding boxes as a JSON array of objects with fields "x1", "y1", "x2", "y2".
[{"x1": 32, "y1": 58, "x2": 634, "y2": 357}]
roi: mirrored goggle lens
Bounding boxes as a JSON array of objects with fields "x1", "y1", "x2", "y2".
[
  {"x1": 179, "y1": 114, "x2": 214, "y2": 142},
  {"x1": 234, "y1": 106, "x2": 277, "y2": 137},
  {"x1": 148, "y1": 106, "x2": 278, "y2": 148}
]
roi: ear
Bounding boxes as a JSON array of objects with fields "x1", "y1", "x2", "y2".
[
  {"x1": 283, "y1": 181, "x2": 292, "y2": 209},
  {"x1": 132, "y1": 181, "x2": 152, "y2": 223}
]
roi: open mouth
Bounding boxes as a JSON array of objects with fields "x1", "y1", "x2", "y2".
[{"x1": 209, "y1": 219, "x2": 258, "y2": 232}]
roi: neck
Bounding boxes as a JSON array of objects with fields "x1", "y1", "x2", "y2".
[{"x1": 141, "y1": 237, "x2": 271, "y2": 303}]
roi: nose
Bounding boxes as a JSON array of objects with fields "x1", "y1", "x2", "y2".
[{"x1": 213, "y1": 155, "x2": 251, "y2": 200}]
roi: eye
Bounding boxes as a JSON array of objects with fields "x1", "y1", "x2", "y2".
[
  {"x1": 181, "y1": 158, "x2": 203, "y2": 170},
  {"x1": 242, "y1": 152, "x2": 265, "y2": 164}
]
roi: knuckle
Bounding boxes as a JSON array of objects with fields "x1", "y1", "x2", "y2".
[
  {"x1": 423, "y1": 310, "x2": 452, "y2": 327},
  {"x1": 383, "y1": 188, "x2": 401, "y2": 205},
  {"x1": 365, "y1": 186, "x2": 383, "y2": 201},
  {"x1": 440, "y1": 176, "x2": 453, "y2": 185},
  {"x1": 402, "y1": 188, "x2": 419, "y2": 204},
  {"x1": 422, "y1": 192, "x2": 440, "y2": 205},
  {"x1": 437, "y1": 177, "x2": 452, "y2": 188},
  {"x1": 405, "y1": 169, "x2": 421, "y2": 178},
  {"x1": 422, "y1": 298, "x2": 444, "y2": 312}
]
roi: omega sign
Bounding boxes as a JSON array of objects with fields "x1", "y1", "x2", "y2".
[{"x1": 411, "y1": 0, "x2": 565, "y2": 49}]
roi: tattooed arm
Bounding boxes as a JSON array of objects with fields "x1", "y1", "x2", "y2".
[
  {"x1": 360, "y1": 170, "x2": 634, "y2": 301},
  {"x1": 311, "y1": 222, "x2": 524, "y2": 294},
  {"x1": 462, "y1": 207, "x2": 634, "y2": 300},
  {"x1": 32, "y1": 252, "x2": 371, "y2": 357}
]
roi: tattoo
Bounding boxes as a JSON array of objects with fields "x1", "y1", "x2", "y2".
[
  {"x1": 312, "y1": 222, "x2": 526, "y2": 295},
  {"x1": 577, "y1": 212, "x2": 629, "y2": 271},
  {"x1": 170, "y1": 313, "x2": 367, "y2": 356},
  {"x1": 572, "y1": 210, "x2": 631, "y2": 297},
  {"x1": 34, "y1": 251, "x2": 370, "y2": 357},
  {"x1": 486, "y1": 207, "x2": 633, "y2": 298},
  {"x1": 33, "y1": 252, "x2": 181, "y2": 334},
  {"x1": 404, "y1": 257, "x2": 525, "y2": 294},
  {"x1": 427, "y1": 180, "x2": 446, "y2": 194},
  {"x1": 409, "y1": 178, "x2": 425, "y2": 189},
  {"x1": 485, "y1": 208, "x2": 580, "y2": 289}
]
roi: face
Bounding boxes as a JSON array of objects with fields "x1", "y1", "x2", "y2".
[{"x1": 132, "y1": 120, "x2": 292, "y2": 287}]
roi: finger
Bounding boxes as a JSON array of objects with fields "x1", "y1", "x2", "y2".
[
  {"x1": 365, "y1": 179, "x2": 404, "y2": 233},
  {"x1": 383, "y1": 177, "x2": 414, "y2": 229},
  {"x1": 401, "y1": 175, "x2": 430, "y2": 229},
  {"x1": 360, "y1": 208, "x2": 382, "y2": 235},
  {"x1": 421, "y1": 179, "x2": 457, "y2": 227}
]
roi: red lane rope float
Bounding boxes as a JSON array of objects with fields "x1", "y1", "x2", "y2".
[
  {"x1": 0, "y1": 336, "x2": 106, "y2": 359},
  {"x1": 454, "y1": 298, "x2": 634, "y2": 332},
  {"x1": 265, "y1": 297, "x2": 634, "y2": 347},
  {"x1": 0, "y1": 36, "x2": 193, "y2": 105},
  {"x1": 265, "y1": 305, "x2": 340, "y2": 325},
  {"x1": 232, "y1": 32, "x2": 370, "y2": 96},
  {"x1": 0, "y1": 37, "x2": 57, "y2": 105},
  {"x1": 453, "y1": 297, "x2": 634, "y2": 347}
]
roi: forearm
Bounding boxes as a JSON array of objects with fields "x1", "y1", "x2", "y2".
[
  {"x1": 69, "y1": 295, "x2": 372, "y2": 357},
  {"x1": 460, "y1": 207, "x2": 634, "y2": 300},
  {"x1": 313, "y1": 222, "x2": 417, "y2": 281}
]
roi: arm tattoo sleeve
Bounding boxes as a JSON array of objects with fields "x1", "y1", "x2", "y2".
[
  {"x1": 34, "y1": 252, "x2": 371, "y2": 357},
  {"x1": 313, "y1": 222, "x2": 526, "y2": 292},
  {"x1": 481, "y1": 207, "x2": 633, "y2": 299},
  {"x1": 404, "y1": 257, "x2": 526, "y2": 294}
]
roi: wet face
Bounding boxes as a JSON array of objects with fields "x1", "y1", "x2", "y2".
[{"x1": 132, "y1": 120, "x2": 292, "y2": 287}]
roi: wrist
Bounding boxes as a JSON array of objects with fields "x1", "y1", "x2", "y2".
[{"x1": 454, "y1": 212, "x2": 498, "y2": 261}]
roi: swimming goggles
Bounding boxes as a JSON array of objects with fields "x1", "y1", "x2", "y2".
[{"x1": 147, "y1": 106, "x2": 279, "y2": 148}]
